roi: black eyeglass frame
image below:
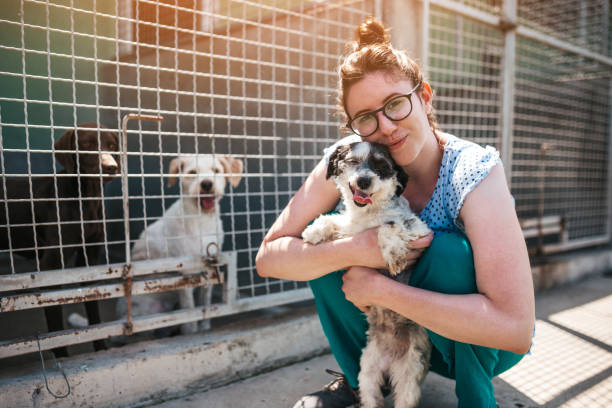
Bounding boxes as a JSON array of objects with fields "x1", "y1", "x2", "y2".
[{"x1": 347, "y1": 83, "x2": 421, "y2": 137}]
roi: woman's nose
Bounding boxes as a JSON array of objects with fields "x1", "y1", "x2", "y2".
[{"x1": 376, "y1": 111, "x2": 397, "y2": 136}]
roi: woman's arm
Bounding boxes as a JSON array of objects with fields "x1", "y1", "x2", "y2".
[
  {"x1": 255, "y1": 159, "x2": 389, "y2": 281},
  {"x1": 341, "y1": 164, "x2": 535, "y2": 354}
]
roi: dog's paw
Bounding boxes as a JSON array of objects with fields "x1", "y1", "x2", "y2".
[
  {"x1": 378, "y1": 219, "x2": 430, "y2": 275},
  {"x1": 302, "y1": 216, "x2": 338, "y2": 244},
  {"x1": 67, "y1": 312, "x2": 89, "y2": 328}
]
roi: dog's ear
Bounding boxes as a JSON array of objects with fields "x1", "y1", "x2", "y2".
[
  {"x1": 54, "y1": 128, "x2": 76, "y2": 173},
  {"x1": 167, "y1": 157, "x2": 188, "y2": 187},
  {"x1": 394, "y1": 163, "x2": 409, "y2": 196},
  {"x1": 326, "y1": 144, "x2": 350, "y2": 180},
  {"x1": 218, "y1": 156, "x2": 244, "y2": 188}
]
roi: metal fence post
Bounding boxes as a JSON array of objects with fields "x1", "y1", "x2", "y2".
[
  {"x1": 500, "y1": 0, "x2": 517, "y2": 188},
  {"x1": 382, "y1": 0, "x2": 426, "y2": 64},
  {"x1": 608, "y1": 77, "x2": 612, "y2": 244}
]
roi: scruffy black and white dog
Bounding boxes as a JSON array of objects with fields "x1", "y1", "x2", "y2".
[{"x1": 302, "y1": 141, "x2": 432, "y2": 408}]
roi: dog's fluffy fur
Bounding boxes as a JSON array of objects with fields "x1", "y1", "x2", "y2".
[
  {"x1": 302, "y1": 141, "x2": 432, "y2": 408},
  {"x1": 117, "y1": 154, "x2": 243, "y2": 335}
]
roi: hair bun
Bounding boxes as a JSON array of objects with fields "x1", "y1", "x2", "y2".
[{"x1": 355, "y1": 17, "x2": 390, "y2": 48}]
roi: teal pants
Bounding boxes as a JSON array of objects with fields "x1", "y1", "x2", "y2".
[{"x1": 308, "y1": 232, "x2": 524, "y2": 408}]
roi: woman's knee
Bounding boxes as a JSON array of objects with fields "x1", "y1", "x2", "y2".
[{"x1": 410, "y1": 232, "x2": 477, "y2": 294}]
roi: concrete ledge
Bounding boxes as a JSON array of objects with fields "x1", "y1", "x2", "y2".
[
  {"x1": 532, "y1": 247, "x2": 612, "y2": 290},
  {"x1": 0, "y1": 305, "x2": 328, "y2": 408}
]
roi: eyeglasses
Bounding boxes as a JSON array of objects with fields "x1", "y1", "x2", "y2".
[{"x1": 347, "y1": 83, "x2": 421, "y2": 137}]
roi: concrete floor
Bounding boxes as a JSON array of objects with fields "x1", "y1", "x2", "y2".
[
  {"x1": 145, "y1": 274, "x2": 612, "y2": 408},
  {"x1": 1, "y1": 273, "x2": 610, "y2": 408}
]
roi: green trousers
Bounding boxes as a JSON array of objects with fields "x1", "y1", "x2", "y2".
[{"x1": 308, "y1": 232, "x2": 525, "y2": 408}]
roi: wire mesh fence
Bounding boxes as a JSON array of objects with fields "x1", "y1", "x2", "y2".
[
  {"x1": 512, "y1": 36, "x2": 610, "y2": 243},
  {"x1": 0, "y1": 0, "x2": 375, "y2": 359},
  {"x1": 0, "y1": 0, "x2": 610, "y2": 359},
  {"x1": 429, "y1": 6, "x2": 504, "y2": 147}
]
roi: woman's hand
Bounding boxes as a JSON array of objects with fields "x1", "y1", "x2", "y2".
[
  {"x1": 342, "y1": 266, "x2": 381, "y2": 312},
  {"x1": 342, "y1": 231, "x2": 433, "y2": 312},
  {"x1": 352, "y1": 228, "x2": 433, "y2": 270}
]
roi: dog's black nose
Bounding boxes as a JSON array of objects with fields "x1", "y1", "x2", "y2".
[
  {"x1": 200, "y1": 180, "x2": 213, "y2": 192},
  {"x1": 102, "y1": 164, "x2": 118, "y2": 174},
  {"x1": 356, "y1": 176, "x2": 371, "y2": 190}
]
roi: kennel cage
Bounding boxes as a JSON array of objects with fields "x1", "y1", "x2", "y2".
[{"x1": 0, "y1": 0, "x2": 610, "y2": 361}]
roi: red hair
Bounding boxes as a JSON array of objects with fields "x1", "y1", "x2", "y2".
[{"x1": 337, "y1": 17, "x2": 439, "y2": 134}]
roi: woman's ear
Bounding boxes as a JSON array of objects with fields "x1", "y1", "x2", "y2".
[{"x1": 419, "y1": 82, "x2": 434, "y2": 112}]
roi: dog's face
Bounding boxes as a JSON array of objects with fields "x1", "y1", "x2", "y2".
[
  {"x1": 54, "y1": 122, "x2": 121, "y2": 182},
  {"x1": 327, "y1": 142, "x2": 408, "y2": 209},
  {"x1": 168, "y1": 155, "x2": 243, "y2": 213}
]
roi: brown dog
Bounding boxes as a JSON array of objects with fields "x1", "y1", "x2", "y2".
[{"x1": 0, "y1": 123, "x2": 121, "y2": 357}]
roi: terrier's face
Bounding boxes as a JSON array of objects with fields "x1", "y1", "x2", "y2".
[
  {"x1": 326, "y1": 142, "x2": 408, "y2": 210},
  {"x1": 168, "y1": 155, "x2": 243, "y2": 213}
]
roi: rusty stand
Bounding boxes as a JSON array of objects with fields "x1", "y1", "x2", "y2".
[
  {"x1": 199, "y1": 242, "x2": 227, "y2": 320},
  {"x1": 122, "y1": 264, "x2": 134, "y2": 336}
]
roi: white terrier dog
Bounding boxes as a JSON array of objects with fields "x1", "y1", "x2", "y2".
[
  {"x1": 302, "y1": 141, "x2": 432, "y2": 408},
  {"x1": 119, "y1": 154, "x2": 243, "y2": 335}
]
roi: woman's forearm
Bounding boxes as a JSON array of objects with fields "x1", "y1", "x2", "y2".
[
  {"x1": 372, "y1": 275, "x2": 533, "y2": 354},
  {"x1": 256, "y1": 235, "x2": 363, "y2": 281}
]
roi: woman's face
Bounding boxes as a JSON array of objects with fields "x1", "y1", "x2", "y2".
[{"x1": 345, "y1": 71, "x2": 433, "y2": 167}]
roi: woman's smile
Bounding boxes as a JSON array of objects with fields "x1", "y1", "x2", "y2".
[{"x1": 386, "y1": 135, "x2": 407, "y2": 151}]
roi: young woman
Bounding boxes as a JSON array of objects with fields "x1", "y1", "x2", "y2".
[{"x1": 256, "y1": 17, "x2": 534, "y2": 408}]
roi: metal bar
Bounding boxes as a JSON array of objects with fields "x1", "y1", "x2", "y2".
[
  {"x1": 426, "y1": 0, "x2": 612, "y2": 67},
  {"x1": 428, "y1": 0, "x2": 500, "y2": 28},
  {"x1": 515, "y1": 25, "x2": 612, "y2": 67},
  {"x1": 541, "y1": 236, "x2": 611, "y2": 255},
  {"x1": 500, "y1": 0, "x2": 516, "y2": 187},
  {"x1": 0, "y1": 251, "x2": 234, "y2": 355},
  {"x1": 522, "y1": 226, "x2": 564, "y2": 239},
  {"x1": 0, "y1": 287, "x2": 313, "y2": 360},
  {"x1": 374, "y1": 0, "x2": 383, "y2": 21},
  {"x1": 231, "y1": 287, "x2": 313, "y2": 313},
  {"x1": 0, "y1": 255, "x2": 219, "y2": 292},
  {"x1": 1, "y1": 271, "x2": 223, "y2": 313},
  {"x1": 221, "y1": 230, "x2": 238, "y2": 308},
  {"x1": 603, "y1": 0, "x2": 610, "y2": 57},
  {"x1": 422, "y1": 0, "x2": 430, "y2": 74},
  {"x1": 520, "y1": 216, "x2": 562, "y2": 229},
  {"x1": 0, "y1": 106, "x2": 17, "y2": 275},
  {"x1": 607, "y1": 76, "x2": 612, "y2": 244},
  {"x1": 0, "y1": 322, "x2": 123, "y2": 359}
]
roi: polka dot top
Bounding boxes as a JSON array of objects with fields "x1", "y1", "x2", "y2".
[
  {"x1": 420, "y1": 133, "x2": 500, "y2": 235},
  {"x1": 323, "y1": 133, "x2": 501, "y2": 235}
]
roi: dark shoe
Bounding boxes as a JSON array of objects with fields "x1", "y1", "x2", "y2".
[{"x1": 292, "y1": 369, "x2": 360, "y2": 408}]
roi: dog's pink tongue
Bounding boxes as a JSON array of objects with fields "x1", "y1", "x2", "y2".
[
  {"x1": 201, "y1": 197, "x2": 215, "y2": 210},
  {"x1": 352, "y1": 189, "x2": 372, "y2": 205}
]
